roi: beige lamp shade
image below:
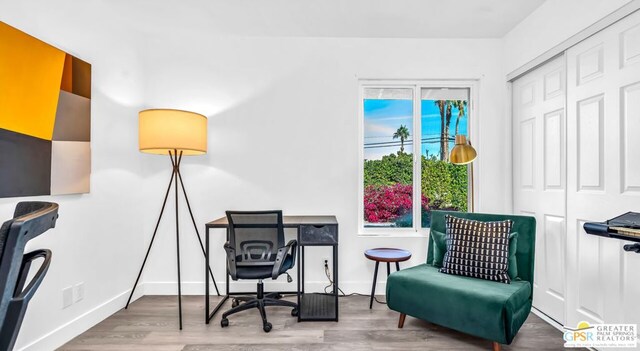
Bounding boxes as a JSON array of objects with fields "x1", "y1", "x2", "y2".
[
  {"x1": 139, "y1": 109, "x2": 207, "y2": 155},
  {"x1": 449, "y1": 134, "x2": 477, "y2": 165}
]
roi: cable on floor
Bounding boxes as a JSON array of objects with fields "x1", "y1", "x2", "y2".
[{"x1": 323, "y1": 263, "x2": 386, "y2": 304}]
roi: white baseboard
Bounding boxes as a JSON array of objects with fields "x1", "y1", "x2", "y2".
[
  {"x1": 531, "y1": 307, "x2": 564, "y2": 332},
  {"x1": 17, "y1": 287, "x2": 145, "y2": 351},
  {"x1": 142, "y1": 280, "x2": 388, "y2": 296}
]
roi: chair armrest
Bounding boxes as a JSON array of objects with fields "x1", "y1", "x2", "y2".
[
  {"x1": 271, "y1": 239, "x2": 297, "y2": 280},
  {"x1": 14, "y1": 249, "x2": 51, "y2": 301},
  {"x1": 223, "y1": 242, "x2": 237, "y2": 280},
  {"x1": 0, "y1": 250, "x2": 51, "y2": 351}
]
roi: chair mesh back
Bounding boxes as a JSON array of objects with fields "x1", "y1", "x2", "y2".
[
  {"x1": 0, "y1": 221, "x2": 11, "y2": 265},
  {"x1": 14, "y1": 202, "x2": 51, "y2": 218},
  {"x1": 226, "y1": 211, "x2": 284, "y2": 267}
]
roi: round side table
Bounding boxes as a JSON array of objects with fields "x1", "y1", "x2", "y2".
[{"x1": 364, "y1": 248, "x2": 412, "y2": 309}]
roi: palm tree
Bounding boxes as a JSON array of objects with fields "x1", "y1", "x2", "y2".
[
  {"x1": 452, "y1": 100, "x2": 467, "y2": 136},
  {"x1": 435, "y1": 100, "x2": 454, "y2": 161},
  {"x1": 393, "y1": 125, "x2": 410, "y2": 153},
  {"x1": 435, "y1": 100, "x2": 446, "y2": 160}
]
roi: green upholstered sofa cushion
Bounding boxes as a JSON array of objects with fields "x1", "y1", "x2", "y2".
[
  {"x1": 386, "y1": 264, "x2": 532, "y2": 344},
  {"x1": 431, "y1": 230, "x2": 447, "y2": 268},
  {"x1": 508, "y1": 232, "x2": 519, "y2": 279}
]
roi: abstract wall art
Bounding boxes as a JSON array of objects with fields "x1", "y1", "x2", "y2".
[{"x1": 0, "y1": 21, "x2": 91, "y2": 198}]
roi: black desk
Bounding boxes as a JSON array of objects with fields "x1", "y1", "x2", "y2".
[{"x1": 205, "y1": 215, "x2": 339, "y2": 323}]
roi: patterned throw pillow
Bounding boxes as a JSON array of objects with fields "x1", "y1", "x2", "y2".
[
  {"x1": 433, "y1": 229, "x2": 519, "y2": 278},
  {"x1": 440, "y1": 215, "x2": 513, "y2": 284}
]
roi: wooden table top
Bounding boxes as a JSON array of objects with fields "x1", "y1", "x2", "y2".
[
  {"x1": 206, "y1": 215, "x2": 338, "y2": 228},
  {"x1": 364, "y1": 248, "x2": 412, "y2": 262}
]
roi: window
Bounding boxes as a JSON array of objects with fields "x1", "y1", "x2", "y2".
[{"x1": 360, "y1": 82, "x2": 473, "y2": 234}]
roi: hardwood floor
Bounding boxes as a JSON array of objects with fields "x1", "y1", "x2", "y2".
[{"x1": 60, "y1": 295, "x2": 567, "y2": 350}]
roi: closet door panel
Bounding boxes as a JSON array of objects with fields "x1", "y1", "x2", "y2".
[
  {"x1": 621, "y1": 82, "x2": 640, "y2": 193},
  {"x1": 576, "y1": 95, "x2": 604, "y2": 191},
  {"x1": 513, "y1": 56, "x2": 566, "y2": 325},
  {"x1": 520, "y1": 119, "x2": 536, "y2": 189},
  {"x1": 566, "y1": 10, "x2": 640, "y2": 334},
  {"x1": 544, "y1": 110, "x2": 564, "y2": 190}
]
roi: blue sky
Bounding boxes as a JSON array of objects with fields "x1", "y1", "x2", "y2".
[{"x1": 363, "y1": 99, "x2": 468, "y2": 160}]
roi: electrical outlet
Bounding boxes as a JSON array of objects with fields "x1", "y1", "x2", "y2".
[
  {"x1": 323, "y1": 258, "x2": 329, "y2": 268},
  {"x1": 74, "y1": 282, "x2": 85, "y2": 303},
  {"x1": 62, "y1": 286, "x2": 73, "y2": 309}
]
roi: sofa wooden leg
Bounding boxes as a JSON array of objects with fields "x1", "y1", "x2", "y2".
[
  {"x1": 398, "y1": 313, "x2": 406, "y2": 328},
  {"x1": 492, "y1": 341, "x2": 501, "y2": 351}
]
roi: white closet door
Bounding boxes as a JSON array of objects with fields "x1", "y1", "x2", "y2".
[
  {"x1": 513, "y1": 56, "x2": 566, "y2": 324},
  {"x1": 566, "y1": 9, "x2": 640, "y2": 333}
]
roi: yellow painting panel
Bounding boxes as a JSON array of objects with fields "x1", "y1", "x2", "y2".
[{"x1": 0, "y1": 22, "x2": 65, "y2": 140}]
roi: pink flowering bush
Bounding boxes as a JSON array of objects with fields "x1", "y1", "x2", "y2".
[{"x1": 364, "y1": 183, "x2": 429, "y2": 225}]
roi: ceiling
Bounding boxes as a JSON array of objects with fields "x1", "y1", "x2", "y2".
[{"x1": 119, "y1": 0, "x2": 547, "y2": 38}]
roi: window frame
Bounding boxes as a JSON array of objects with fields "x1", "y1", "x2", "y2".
[{"x1": 358, "y1": 79, "x2": 479, "y2": 237}]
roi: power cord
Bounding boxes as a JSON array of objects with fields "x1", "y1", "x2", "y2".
[{"x1": 323, "y1": 260, "x2": 386, "y2": 305}]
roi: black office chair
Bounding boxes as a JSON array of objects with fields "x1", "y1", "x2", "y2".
[
  {"x1": 0, "y1": 202, "x2": 58, "y2": 351},
  {"x1": 221, "y1": 210, "x2": 298, "y2": 332}
]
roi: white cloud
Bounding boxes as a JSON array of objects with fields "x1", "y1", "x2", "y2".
[{"x1": 364, "y1": 121, "x2": 396, "y2": 138}]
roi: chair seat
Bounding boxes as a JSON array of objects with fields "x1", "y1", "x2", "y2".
[
  {"x1": 235, "y1": 254, "x2": 294, "y2": 280},
  {"x1": 386, "y1": 264, "x2": 532, "y2": 344}
]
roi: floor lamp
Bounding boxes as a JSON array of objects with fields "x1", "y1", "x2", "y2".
[
  {"x1": 450, "y1": 134, "x2": 477, "y2": 212},
  {"x1": 125, "y1": 109, "x2": 219, "y2": 330}
]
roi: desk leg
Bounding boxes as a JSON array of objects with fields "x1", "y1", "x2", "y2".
[
  {"x1": 207, "y1": 228, "x2": 232, "y2": 324},
  {"x1": 205, "y1": 226, "x2": 209, "y2": 324},
  {"x1": 297, "y1": 231, "x2": 301, "y2": 322},
  {"x1": 333, "y1": 245, "x2": 338, "y2": 321},
  {"x1": 226, "y1": 228, "x2": 230, "y2": 296}
]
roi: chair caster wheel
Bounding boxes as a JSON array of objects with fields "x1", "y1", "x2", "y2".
[
  {"x1": 291, "y1": 308, "x2": 298, "y2": 317},
  {"x1": 221, "y1": 318, "x2": 229, "y2": 328},
  {"x1": 263, "y1": 322, "x2": 272, "y2": 332},
  {"x1": 232, "y1": 299, "x2": 239, "y2": 307}
]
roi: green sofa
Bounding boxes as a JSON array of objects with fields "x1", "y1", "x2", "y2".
[{"x1": 386, "y1": 211, "x2": 536, "y2": 350}]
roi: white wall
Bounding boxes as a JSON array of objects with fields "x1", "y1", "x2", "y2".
[
  {"x1": 504, "y1": 0, "x2": 633, "y2": 74},
  {"x1": 137, "y1": 35, "x2": 509, "y2": 294},
  {"x1": 0, "y1": 1, "x2": 146, "y2": 349}
]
